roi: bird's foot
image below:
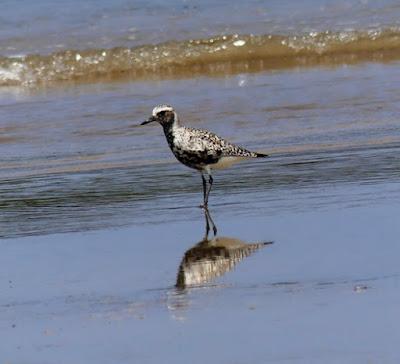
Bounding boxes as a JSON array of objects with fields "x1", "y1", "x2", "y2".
[{"x1": 212, "y1": 225, "x2": 217, "y2": 236}]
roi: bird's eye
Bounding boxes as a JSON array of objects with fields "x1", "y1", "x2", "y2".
[{"x1": 158, "y1": 111, "x2": 166, "y2": 117}]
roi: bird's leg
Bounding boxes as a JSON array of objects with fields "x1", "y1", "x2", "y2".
[
  {"x1": 204, "y1": 206, "x2": 217, "y2": 236},
  {"x1": 199, "y1": 171, "x2": 213, "y2": 208},
  {"x1": 201, "y1": 174, "x2": 207, "y2": 207},
  {"x1": 204, "y1": 174, "x2": 213, "y2": 207},
  {"x1": 203, "y1": 207, "x2": 210, "y2": 239}
]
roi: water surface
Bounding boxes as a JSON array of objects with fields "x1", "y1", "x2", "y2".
[
  {"x1": 1, "y1": 62, "x2": 400, "y2": 238},
  {"x1": 1, "y1": 1, "x2": 400, "y2": 363}
]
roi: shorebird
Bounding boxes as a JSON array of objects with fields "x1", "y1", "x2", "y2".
[{"x1": 141, "y1": 104, "x2": 268, "y2": 208}]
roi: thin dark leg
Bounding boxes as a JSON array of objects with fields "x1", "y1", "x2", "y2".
[
  {"x1": 201, "y1": 174, "x2": 207, "y2": 207},
  {"x1": 204, "y1": 175, "x2": 213, "y2": 207},
  {"x1": 204, "y1": 206, "x2": 217, "y2": 236},
  {"x1": 203, "y1": 207, "x2": 210, "y2": 239}
]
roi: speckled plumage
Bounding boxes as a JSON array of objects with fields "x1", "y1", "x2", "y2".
[
  {"x1": 166, "y1": 125, "x2": 263, "y2": 170},
  {"x1": 161, "y1": 108, "x2": 264, "y2": 168},
  {"x1": 141, "y1": 104, "x2": 268, "y2": 208}
]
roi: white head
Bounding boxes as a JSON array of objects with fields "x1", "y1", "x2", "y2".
[
  {"x1": 152, "y1": 104, "x2": 174, "y2": 117},
  {"x1": 141, "y1": 104, "x2": 178, "y2": 127}
]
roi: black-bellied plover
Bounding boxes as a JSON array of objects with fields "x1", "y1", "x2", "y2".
[{"x1": 141, "y1": 104, "x2": 268, "y2": 207}]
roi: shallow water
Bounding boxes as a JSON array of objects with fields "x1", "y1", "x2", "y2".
[
  {"x1": 1, "y1": 203, "x2": 400, "y2": 363},
  {"x1": 1, "y1": 1, "x2": 400, "y2": 363},
  {"x1": 1, "y1": 62, "x2": 400, "y2": 238}
]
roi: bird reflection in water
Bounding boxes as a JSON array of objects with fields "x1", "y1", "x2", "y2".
[{"x1": 175, "y1": 207, "x2": 273, "y2": 289}]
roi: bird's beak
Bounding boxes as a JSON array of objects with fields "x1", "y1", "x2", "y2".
[{"x1": 140, "y1": 116, "x2": 156, "y2": 125}]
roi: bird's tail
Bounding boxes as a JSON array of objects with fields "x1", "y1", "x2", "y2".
[{"x1": 255, "y1": 152, "x2": 268, "y2": 158}]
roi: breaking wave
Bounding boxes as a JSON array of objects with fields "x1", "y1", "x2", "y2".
[{"x1": 1, "y1": 28, "x2": 400, "y2": 86}]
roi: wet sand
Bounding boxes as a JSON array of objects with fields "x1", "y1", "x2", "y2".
[{"x1": 1, "y1": 195, "x2": 400, "y2": 363}]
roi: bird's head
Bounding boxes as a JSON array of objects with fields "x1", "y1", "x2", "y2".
[{"x1": 141, "y1": 104, "x2": 177, "y2": 127}]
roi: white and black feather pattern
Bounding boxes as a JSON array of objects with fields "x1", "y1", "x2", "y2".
[
  {"x1": 165, "y1": 124, "x2": 263, "y2": 171},
  {"x1": 146, "y1": 104, "x2": 267, "y2": 171},
  {"x1": 178, "y1": 126, "x2": 259, "y2": 158}
]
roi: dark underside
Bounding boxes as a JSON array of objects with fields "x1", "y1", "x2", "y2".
[{"x1": 173, "y1": 148, "x2": 222, "y2": 170}]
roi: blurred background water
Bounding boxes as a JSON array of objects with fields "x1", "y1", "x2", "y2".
[
  {"x1": 2, "y1": 0, "x2": 400, "y2": 56},
  {"x1": 1, "y1": 0, "x2": 400, "y2": 85}
]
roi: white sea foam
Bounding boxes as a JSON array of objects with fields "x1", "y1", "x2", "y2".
[{"x1": 0, "y1": 62, "x2": 26, "y2": 85}]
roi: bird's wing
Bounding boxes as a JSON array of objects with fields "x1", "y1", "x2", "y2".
[{"x1": 186, "y1": 127, "x2": 258, "y2": 158}]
